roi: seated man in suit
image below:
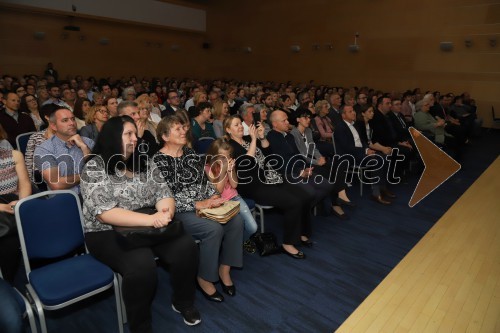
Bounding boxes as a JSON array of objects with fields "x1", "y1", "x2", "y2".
[
  {"x1": 266, "y1": 110, "x2": 348, "y2": 219},
  {"x1": 334, "y1": 105, "x2": 396, "y2": 205},
  {"x1": 370, "y1": 96, "x2": 413, "y2": 179}
]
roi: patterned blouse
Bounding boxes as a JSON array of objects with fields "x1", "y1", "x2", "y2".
[
  {"x1": 0, "y1": 148, "x2": 18, "y2": 195},
  {"x1": 80, "y1": 156, "x2": 173, "y2": 233},
  {"x1": 24, "y1": 130, "x2": 48, "y2": 183},
  {"x1": 152, "y1": 147, "x2": 217, "y2": 213}
]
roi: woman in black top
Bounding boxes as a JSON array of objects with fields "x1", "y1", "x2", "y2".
[{"x1": 224, "y1": 115, "x2": 314, "y2": 259}]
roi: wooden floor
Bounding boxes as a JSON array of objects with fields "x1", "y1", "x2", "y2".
[{"x1": 336, "y1": 157, "x2": 500, "y2": 333}]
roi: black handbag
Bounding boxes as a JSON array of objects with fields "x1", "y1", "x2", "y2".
[
  {"x1": 0, "y1": 193, "x2": 18, "y2": 238},
  {"x1": 113, "y1": 207, "x2": 184, "y2": 249},
  {"x1": 250, "y1": 232, "x2": 281, "y2": 256}
]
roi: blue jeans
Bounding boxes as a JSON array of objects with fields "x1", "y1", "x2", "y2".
[
  {"x1": 0, "y1": 278, "x2": 24, "y2": 333},
  {"x1": 232, "y1": 195, "x2": 258, "y2": 239}
]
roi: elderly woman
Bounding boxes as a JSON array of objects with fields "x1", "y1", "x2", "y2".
[
  {"x1": 81, "y1": 116, "x2": 200, "y2": 330},
  {"x1": 80, "y1": 105, "x2": 109, "y2": 142},
  {"x1": 153, "y1": 115, "x2": 243, "y2": 302},
  {"x1": 212, "y1": 100, "x2": 230, "y2": 138},
  {"x1": 189, "y1": 102, "x2": 216, "y2": 141},
  {"x1": 225, "y1": 115, "x2": 314, "y2": 259},
  {"x1": 0, "y1": 124, "x2": 32, "y2": 284}
]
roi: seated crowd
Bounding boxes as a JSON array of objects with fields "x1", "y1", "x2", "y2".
[{"x1": 0, "y1": 71, "x2": 481, "y2": 333}]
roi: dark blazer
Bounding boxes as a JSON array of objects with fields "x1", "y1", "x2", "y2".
[
  {"x1": 266, "y1": 129, "x2": 307, "y2": 178},
  {"x1": 0, "y1": 110, "x2": 36, "y2": 147},
  {"x1": 328, "y1": 107, "x2": 342, "y2": 128},
  {"x1": 333, "y1": 120, "x2": 367, "y2": 162},
  {"x1": 161, "y1": 104, "x2": 176, "y2": 118},
  {"x1": 369, "y1": 109, "x2": 397, "y2": 147},
  {"x1": 386, "y1": 111, "x2": 410, "y2": 142}
]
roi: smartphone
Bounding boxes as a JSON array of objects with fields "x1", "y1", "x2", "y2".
[{"x1": 253, "y1": 112, "x2": 261, "y2": 124}]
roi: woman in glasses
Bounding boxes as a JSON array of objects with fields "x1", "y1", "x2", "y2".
[
  {"x1": 80, "y1": 105, "x2": 109, "y2": 142},
  {"x1": 20, "y1": 94, "x2": 44, "y2": 131}
]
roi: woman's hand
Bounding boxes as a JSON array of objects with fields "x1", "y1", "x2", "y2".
[
  {"x1": 256, "y1": 122, "x2": 265, "y2": 139},
  {"x1": 248, "y1": 124, "x2": 257, "y2": 141},
  {"x1": 0, "y1": 202, "x2": 16, "y2": 214},
  {"x1": 196, "y1": 197, "x2": 225, "y2": 210},
  {"x1": 136, "y1": 120, "x2": 146, "y2": 138},
  {"x1": 150, "y1": 207, "x2": 172, "y2": 228}
]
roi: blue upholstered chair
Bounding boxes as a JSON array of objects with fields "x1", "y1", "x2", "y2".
[{"x1": 14, "y1": 190, "x2": 124, "y2": 333}]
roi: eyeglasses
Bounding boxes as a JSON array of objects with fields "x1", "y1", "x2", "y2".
[
  {"x1": 97, "y1": 109, "x2": 110, "y2": 114},
  {"x1": 26, "y1": 98, "x2": 37, "y2": 103},
  {"x1": 17, "y1": 89, "x2": 25, "y2": 93}
]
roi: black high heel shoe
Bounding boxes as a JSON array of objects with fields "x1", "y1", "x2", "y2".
[
  {"x1": 300, "y1": 238, "x2": 313, "y2": 248},
  {"x1": 197, "y1": 285, "x2": 224, "y2": 302},
  {"x1": 220, "y1": 280, "x2": 236, "y2": 296}
]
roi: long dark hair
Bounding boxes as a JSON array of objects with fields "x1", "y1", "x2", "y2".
[
  {"x1": 89, "y1": 116, "x2": 148, "y2": 175},
  {"x1": 74, "y1": 97, "x2": 90, "y2": 120},
  {"x1": 19, "y1": 94, "x2": 38, "y2": 114}
]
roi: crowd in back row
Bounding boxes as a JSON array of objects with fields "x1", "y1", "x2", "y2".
[{"x1": 0, "y1": 68, "x2": 482, "y2": 332}]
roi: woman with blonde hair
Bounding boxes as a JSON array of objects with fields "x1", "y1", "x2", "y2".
[
  {"x1": 80, "y1": 105, "x2": 109, "y2": 141},
  {"x1": 193, "y1": 91, "x2": 208, "y2": 107},
  {"x1": 212, "y1": 100, "x2": 230, "y2": 138}
]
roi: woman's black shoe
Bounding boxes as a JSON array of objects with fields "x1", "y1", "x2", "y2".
[
  {"x1": 198, "y1": 285, "x2": 224, "y2": 302},
  {"x1": 300, "y1": 239, "x2": 313, "y2": 248},
  {"x1": 220, "y1": 280, "x2": 236, "y2": 296},
  {"x1": 281, "y1": 246, "x2": 305, "y2": 259},
  {"x1": 336, "y1": 197, "x2": 356, "y2": 207}
]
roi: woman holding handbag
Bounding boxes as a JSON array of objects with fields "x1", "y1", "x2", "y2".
[
  {"x1": 152, "y1": 115, "x2": 243, "y2": 302},
  {"x1": 80, "y1": 116, "x2": 201, "y2": 331},
  {"x1": 0, "y1": 124, "x2": 32, "y2": 284}
]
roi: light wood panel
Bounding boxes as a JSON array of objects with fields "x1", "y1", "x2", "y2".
[{"x1": 336, "y1": 157, "x2": 500, "y2": 333}]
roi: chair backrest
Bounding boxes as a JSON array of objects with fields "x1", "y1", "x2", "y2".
[
  {"x1": 194, "y1": 137, "x2": 215, "y2": 155},
  {"x1": 16, "y1": 132, "x2": 35, "y2": 155},
  {"x1": 15, "y1": 190, "x2": 86, "y2": 274}
]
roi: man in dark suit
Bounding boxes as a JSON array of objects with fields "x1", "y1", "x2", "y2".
[
  {"x1": 267, "y1": 110, "x2": 348, "y2": 219},
  {"x1": 161, "y1": 89, "x2": 180, "y2": 118},
  {"x1": 371, "y1": 96, "x2": 413, "y2": 178},
  {"x1": 0, "y1": 92, "x2": 36, "y2": 147},
  {"x1": 327, "y1": 93, "x2": 342, "y2": 127},
  {"x1": 333, "y1": 105, "x2": 393, "y2": 204}
]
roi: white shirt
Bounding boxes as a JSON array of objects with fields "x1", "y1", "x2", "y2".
[
  {"x1": 184, "y1": 98, "x2": 195, "y2": 110},
  {"x1": 344, "y1": 120, "x2": 362, "y2": 148},
  {"x1": 242, "y1": 121, "x2": 250, "y2": 136}
]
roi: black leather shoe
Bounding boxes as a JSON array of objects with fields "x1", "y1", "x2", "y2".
[
  {"x1": 220, "y1": 280, "x2": 236, "y2": 296},
  {"x1": 381, "y1": 189, "x2": 396, "y2": 199},
  {"x1": 371, "y1": 195, "x2": 392, "y2": 205},
  {"x1": 281, "y1": 246, "x2": 305, "y2": 259},
  {"x1": 336, "y1": 197, "x2": 357, "y2": 207},
  {"x1": 198, "y1": 285, "x2": 224, "y2": 302},
  {"x1": 300, "y1": 239, "x2": 313, "y2": 248}
]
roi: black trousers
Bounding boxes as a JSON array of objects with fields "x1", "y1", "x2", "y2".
[
  {"x1": 85, "y1": 231, "x2": 198, "y2": 333},
  {"x1": 0, "y1": 234, "x2": 21, "y2": 284},
  {"x1": 239, "y1": 182, "x2": 315, "y2": 244}
]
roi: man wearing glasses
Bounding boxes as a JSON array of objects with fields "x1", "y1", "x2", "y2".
[
  {"x1": 354, "y1": 93, "x2": 368, "y2": 113},
  {"x1": 162, "y1": 89, "x2": 181, "y2": 118}
]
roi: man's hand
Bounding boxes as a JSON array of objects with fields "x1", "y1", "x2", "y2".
[{"x1": 317, "y1": 156, "x2": 326, "y2": 166}]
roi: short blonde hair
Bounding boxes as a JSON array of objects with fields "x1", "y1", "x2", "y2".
[
  {"x1": 85, "y1": 105, "x2": 107, "y2": 124},
  {"x1": 314, "y1": 100, "x2": 329, "y2": 113}
]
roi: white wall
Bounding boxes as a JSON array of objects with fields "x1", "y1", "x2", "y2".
[{"x1": 0, "y1": 0, "x2": 206, "y2": 32}]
